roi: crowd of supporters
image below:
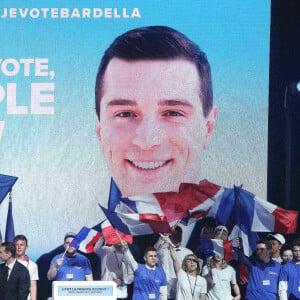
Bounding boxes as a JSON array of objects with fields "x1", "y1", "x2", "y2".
[{"x1": 2, "y1": 220, "x2": 300, "y2": 300}]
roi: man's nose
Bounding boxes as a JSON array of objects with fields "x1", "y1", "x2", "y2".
[{"x1": 132, "y1": 113, "x2": 163, "y2": 150}]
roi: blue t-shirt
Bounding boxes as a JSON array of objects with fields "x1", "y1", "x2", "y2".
[
  {"x1": 50, "y1": 253, "x2": 92, "y2": 281},
  {"x1": 132, "y1": 264, "x2": 167, "y2": 300},
  {"x1": 245, "y1": 258, "x2": 281, "y2": 300},
  {"x1": 279, "y1": 262, "x2": 300, "y2": 298}
]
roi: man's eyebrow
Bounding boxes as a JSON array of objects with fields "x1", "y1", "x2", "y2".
[
  {"x1": 105, "y1": 99, "x2": 194, "y2": 107},
  {"x1": 158, "y1": 99, "x2": 194, "y2": 107},
  {"x1": 106, "y1": 99, "x2": 137, "y2": 106}
]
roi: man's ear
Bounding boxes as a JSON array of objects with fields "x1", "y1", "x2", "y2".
[
  {"x1": 143, "y1": 255, "x2": 146, "y2": 262},
  {"x1": 204, "y1": 105, "x2": 217, "y2": 150},
  {"x1": 96, "y1": 120, "x2": 104, "y2": 152}
]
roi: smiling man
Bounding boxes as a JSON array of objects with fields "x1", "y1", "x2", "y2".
[
  {"x1": 95, "y1": 25, "x2": 217, "y2": 197},
  {"x1": 37, "y1": 26, "x2": 217, "y2": 299}
]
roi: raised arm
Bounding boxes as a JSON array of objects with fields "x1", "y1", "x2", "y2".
[
  {"x1": 94, "y1": 236, "x2": 107, "y2": 258},
  {"x1": 164, "y1": 236, "x2": 180, "y2": 274},
  {"x1": 236, "y1": 238, "x2": 252, "y2": 269},
  {"x1": 123, "y1": 245, "x2": 138, "y2": 272}
]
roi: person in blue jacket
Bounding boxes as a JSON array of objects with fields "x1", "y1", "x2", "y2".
[
  {"x1": 238, "y1": 238, "x2": 281, "y2": 300},
  {"x1": 278, "y1": 238, "x2": 300, "y2": 300}
]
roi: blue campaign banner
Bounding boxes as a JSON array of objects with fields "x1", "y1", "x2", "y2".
[{"x1": 0, "y1": 1, "x2": 270, "y2": 259}]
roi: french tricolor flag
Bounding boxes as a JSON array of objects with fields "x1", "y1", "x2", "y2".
[
  {"x1": 204, "y1": 180, "x2": 235, "y2": 225},
  {"x1": 200, "y1": 239, "x2": 234, "y2": 261},
  {"x1": 114, "y1": 180, "x2": 218, "y2": 225},
  {"x1": 100, "y1": 205, "x2": 172, "y2": 236},
  {"x1": 229, "y1": 186, "x2": 298, "y2": 256},
  {"x1": 234, "y1": 186, "x2": 298, "y2": 233},
  {"x1": 101, "y1": 219, "x2": 133, "y2": 245},
  {"x1": 179, "y1": 180, "x2": 234, "y2": 225},
  {"x1": 119, "y1": 192, "x2": 187, "y2": 224},
  {"x1": 229, "y1": 225, "x2": 259, "y2": 257},
  {"x1": 70, "y1": 227, "x2": 102, "y2": 253}
]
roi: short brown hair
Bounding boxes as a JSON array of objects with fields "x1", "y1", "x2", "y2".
[
  {"x1": 1, "y1": 242, "x2": 16, "y2": 257},
  {"x1": 95, "y1": 26, "x2": 213, "y2": 120}
]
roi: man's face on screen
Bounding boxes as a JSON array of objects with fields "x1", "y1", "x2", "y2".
[{"x1": 97, "y1": 58, "x2": 216, "y2": 197}]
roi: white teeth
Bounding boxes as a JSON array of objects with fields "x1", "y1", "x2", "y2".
[{"x1": 131, "y1": 161, "x2": 166, "y2": 169}]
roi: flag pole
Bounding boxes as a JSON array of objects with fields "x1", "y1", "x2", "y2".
[
  {"x1": 159, "y1": 233, "x2": 176, "y2": 248},
  {"x1": 5, "y1": 190, "x2": 15, "y2": 242},
  {"x1": 113, "y1": 228, "x2": 125, "y2": 246},
  {"x1": 171, "y1": 219, "x2": 181, "y2": 229},
  {"x1": 62, "y1": 245, "x2": 69, "y2": 258}
]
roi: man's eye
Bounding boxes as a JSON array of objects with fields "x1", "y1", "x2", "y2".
[
  {"x1": 116, "y1": 111, "x2": 136, "y2": 118},
  {"x1": 163, "y1": 111, "x2": 184, "y2": 117}
]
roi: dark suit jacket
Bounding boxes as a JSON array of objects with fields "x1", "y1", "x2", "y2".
[{"x1": 0, "y1": 260, "x2": 30, "y2": 300}]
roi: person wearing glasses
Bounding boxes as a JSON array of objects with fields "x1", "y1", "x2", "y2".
[
  {"x1": 166, "y1": 236, "x2": 206, "y2": 300},
  {"x1": 155, "y1": 227, "x2": 194, "y2": 300},
  {"x1": 237, "y1": 239, "x2": 281, "y2": 300}
]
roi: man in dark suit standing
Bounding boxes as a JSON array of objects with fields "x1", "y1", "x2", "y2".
[{"x1": 0, "y1": 242, "x2": 30, "y2": 300}]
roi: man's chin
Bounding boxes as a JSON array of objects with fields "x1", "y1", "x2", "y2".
[
  {"x1": 113, "y1": 170, "x2": 200, "y2": 197},
  {"x1": 67, "y1": 250, "x2": 77, "y2": 256}
]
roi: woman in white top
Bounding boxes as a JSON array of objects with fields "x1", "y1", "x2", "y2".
[
  {"x1": 202, "y1": 254, "x2": 241, "y2": 300},
  {"x1": 167, "y1": 237, "x2": 206, "y2": 300}
]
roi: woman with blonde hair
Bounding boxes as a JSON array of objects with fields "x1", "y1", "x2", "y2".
[
  {"x1": 202, "y1": 254, "x2": 241, "y2": 300},
  {"x1": 166, "y1": 237, "x2": 206, "y2": 300}
]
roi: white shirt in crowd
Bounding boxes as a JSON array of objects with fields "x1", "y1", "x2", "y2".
[
  {"x1": 272, "y1": 256, "x2": 283, "y2": 263},
  {"x1": 202, "y1": 264, "x2": 236, "y2": 300},
  {"x1": 95, "y1": 242, "x2": 133, "y2": 299},
  {"x1": 155, "y1": 238, "x2": 194, "y2": 298},
  {"x1": 176, "y1": 268, "x2": 207, "y2": 300}
]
